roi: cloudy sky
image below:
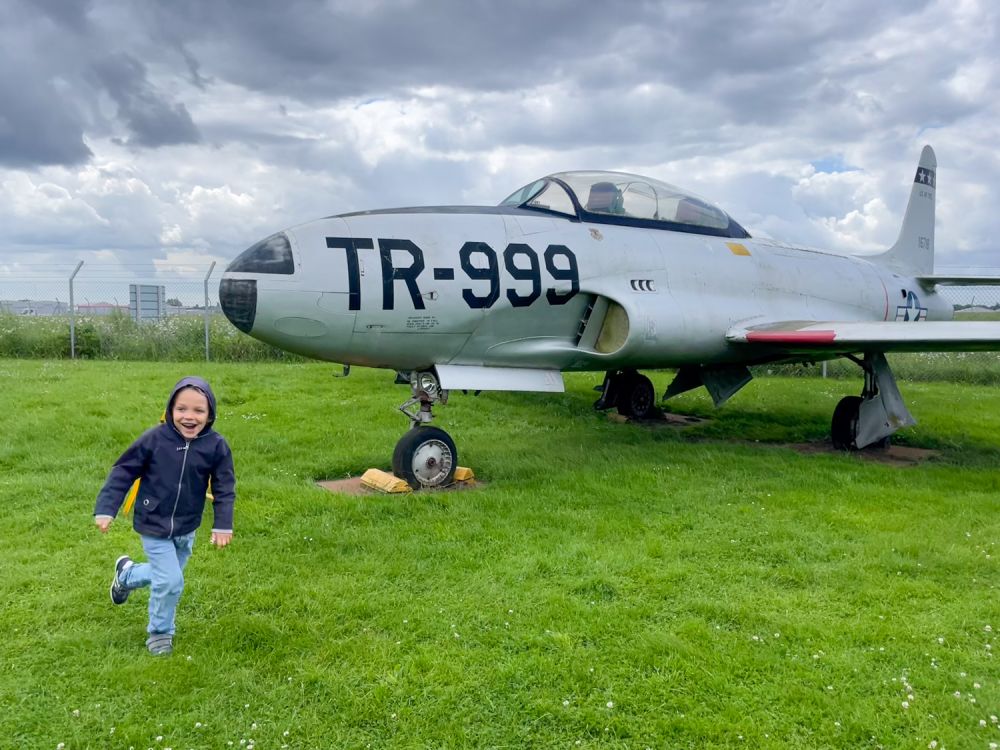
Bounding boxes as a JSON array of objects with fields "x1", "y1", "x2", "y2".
[{"x1": 2, "y1": 0, "x2": 999, "y2": 298}]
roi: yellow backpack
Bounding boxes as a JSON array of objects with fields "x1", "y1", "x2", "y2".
[{"x1": 122, "y1": 412, "x2": 213, "y2": 514}]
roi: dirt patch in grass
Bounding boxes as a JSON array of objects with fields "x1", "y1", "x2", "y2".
[
  {"x1": 607, "y1": 410, "x2": 710, "y2": 427},
  {"x1": 788, "y1": 441, "x2": 940, "y2": 466},
  {"x1": 317, "y1": 475, "x2": 482, "y2": 495}
]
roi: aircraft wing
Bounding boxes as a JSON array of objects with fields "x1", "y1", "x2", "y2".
[
  {"x1": 726, "y1": 321, "x2": 1000, "y2": 354},
  {"x1": 916, "y1": 275, "x2": 1000, "y2": 287}
]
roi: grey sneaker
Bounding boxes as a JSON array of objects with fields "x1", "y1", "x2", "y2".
[
  {"x1": 110, "y1": 555, "x2": 133, "y2": 605},
  {"x1": 146, "y1": 633, "x2": 173, "y2": 655}
]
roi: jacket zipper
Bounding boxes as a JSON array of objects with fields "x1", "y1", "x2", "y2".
[{"x1": 170, "y1": 442, "x2": 191, "y2": 537}]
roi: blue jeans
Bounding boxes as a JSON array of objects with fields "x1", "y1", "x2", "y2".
[{"x1": 120, "y1": 532, "x2": 196, "y2": 635}]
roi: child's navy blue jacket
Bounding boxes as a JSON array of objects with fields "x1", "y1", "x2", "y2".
[{"x1": 94, "y1": 376, "x2": 236, "y2": 538}]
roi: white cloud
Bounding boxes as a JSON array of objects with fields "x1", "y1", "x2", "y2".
[{"x1": 0, "y1": 0, "x2": 998, "y2": 276}]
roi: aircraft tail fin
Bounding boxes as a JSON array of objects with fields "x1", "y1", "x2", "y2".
[{"x1": 872, "y1": 145, "x2": 936, "y2": 275}]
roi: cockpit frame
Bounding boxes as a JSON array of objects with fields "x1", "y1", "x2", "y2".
[{"x1": 500, "y1": 170, "x2": 751, "y2": 239}]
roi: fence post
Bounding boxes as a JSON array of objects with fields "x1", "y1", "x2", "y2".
[
  {"x1": 69, "y1": 261, "x2": 83, "y2": 359},
  {"x1": 204, "y1": 261, "x2": 216, "y2": 362}
]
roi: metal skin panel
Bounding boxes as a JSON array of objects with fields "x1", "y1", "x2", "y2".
[
  {"x1": 222, "y1": 212, "x2": 969, "y2": 371},
  {"x1": 220, "y1": 148, "x2": 1000, "y2": 386}
]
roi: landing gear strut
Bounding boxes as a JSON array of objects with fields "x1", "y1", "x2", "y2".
[
  {"x1": 393, "y1": 370, "x2": 458, "y2": 489},
  {"x1": 831, "y1": 352, "x2": 914, "y2": 450},
  {"x1": 594, "y1": 369, "x2": 656, "y2": 419}
]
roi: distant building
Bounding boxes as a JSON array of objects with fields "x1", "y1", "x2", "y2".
[
  {"x1": 0, "y1": 299, "x2": 68, "y2": 316},
  {"x1": 76, "y1": 302, "x2": 128, "y2": 316}
]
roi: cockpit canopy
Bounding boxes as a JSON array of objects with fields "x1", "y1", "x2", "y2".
[{"x1": 500, "y1": 170, "x2": 749, "y2": 238}]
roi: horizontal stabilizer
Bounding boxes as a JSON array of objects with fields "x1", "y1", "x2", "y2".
[{"x1": 727, "y1": 320, "x2": 1000, "y2": 353}]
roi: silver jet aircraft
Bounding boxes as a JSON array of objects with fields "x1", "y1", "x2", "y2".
[{"x1": 220, "y1": 146, "x2": 1000, "y2": 488}]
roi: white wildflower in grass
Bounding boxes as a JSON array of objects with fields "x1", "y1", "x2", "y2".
[
  {"x1": 981, "y1": 719, "x2": 988, "y2": 727},
  {"x1": 954, "y1": 691, "x2": 962, "y2": 698},
  {"x1": 928, "y1": 741, "x2": 938, "y2": 749},
  {"x1": 938, "y1": 637, "x2": 945, "y2": 644},
  {"x1": 156, "y1": 737, "x2": 163, "y2": 742},
  {"x1": 251, "y1": 723, "x2": 257, "y2": 731},
  {"x1": 563, "y1": 700, "x2": 570, "y2": 707},
  {"x1": 195, "y1": 723, "x2": 202, "y2": 729},
  {"x1": 57, "y1": 744, "x2": 65, "y2": 749},
  {"x1": 974, "y1": 682, "x2": 981, "y2": 689},
  {"x1": 72, "y1": 709, "x2": 80, "y2": 717},
  {"x1": 991, "y1": 743, "x2": 998, "y2": 750},
  {"x1": 607, "y1": 701, "x2": 614, "y2": 709},
  {"x1": 283, "y1": 731, "x2": 290, "y2": 737},
  {"x1": 987, "y1": 625, "x2": 994, "y2": 633},
  {"x1": 902, "y1": 701, "x2": 910, "y2": 709},
  {"x1": 991, "y1": 715, "x2": 998, "y2": 723}
]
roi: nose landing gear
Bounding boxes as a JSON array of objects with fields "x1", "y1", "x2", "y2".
[{"x1": 393, "y1": 370, "x2": 458, "y2": 489}]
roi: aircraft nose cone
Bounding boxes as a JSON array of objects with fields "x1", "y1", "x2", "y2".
[{"x1": 219, "y1": 277, "x2": 257, "y2": 333}]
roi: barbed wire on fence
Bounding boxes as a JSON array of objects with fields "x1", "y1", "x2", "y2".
[
  {"x1": 0, "y1": 263, "x2": 220, "y2": 316},
  {"x1": 2, "y1": 262, "x2": 1000, "y2": 361}
]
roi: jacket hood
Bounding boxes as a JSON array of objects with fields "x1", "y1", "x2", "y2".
[{"x1": 167, "y1": 376, "x2": 217, "y2": 437}]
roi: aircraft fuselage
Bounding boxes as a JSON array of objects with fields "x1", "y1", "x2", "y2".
[{"x1": 220, "y1": 207, "x2": 951, "y2": 372}]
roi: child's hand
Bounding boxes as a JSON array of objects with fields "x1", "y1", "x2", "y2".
[
  {"x1": 95, "y1": 517, "x2": 112, "y2": 533},
  {"x1": 211, "y1": 531, "x2": 233, "y2": 548}
]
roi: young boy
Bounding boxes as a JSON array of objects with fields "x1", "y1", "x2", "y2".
[{"x1": 94, "y1": 376, "x2": 236, "y2": 655}]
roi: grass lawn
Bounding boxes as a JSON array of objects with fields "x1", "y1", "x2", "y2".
[{"x1": 1, "y1": 359, "x2": 999, "y2": 749}]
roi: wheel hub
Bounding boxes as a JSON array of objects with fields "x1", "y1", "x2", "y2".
[{"x1": 411, "y1": 439, "x2": 453, "y2": 486}]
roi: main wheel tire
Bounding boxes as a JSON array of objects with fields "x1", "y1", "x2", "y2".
[
  {"x1": 392, "y1": 426, "x2": 458, "y2": 489},
  {"x1": 617, "y1": 374, "x2": 656, "y2": 419},
  {"x1": 831, "y1": 395, "x2": 862, "y2": 450}
]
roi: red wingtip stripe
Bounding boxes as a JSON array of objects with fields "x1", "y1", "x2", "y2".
[{"x1": 745, "y1": 330, "x2": 837, "y2": 344}]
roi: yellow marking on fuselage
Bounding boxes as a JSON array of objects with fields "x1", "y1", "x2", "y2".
[{"x1": 726, "y1": 242, "x2": 751, "y2": 256}]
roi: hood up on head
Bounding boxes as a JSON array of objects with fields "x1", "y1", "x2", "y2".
[{"x1": 167, "y1": 376, "x2": 218, "y2": 436}]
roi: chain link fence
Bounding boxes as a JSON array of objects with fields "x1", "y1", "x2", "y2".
[
  {"x1": 1, "y1": 262, "x2": 999, "y2": 360},
  {"x1": 0, "y1": 262, "x2": 255, "y2": 360}
]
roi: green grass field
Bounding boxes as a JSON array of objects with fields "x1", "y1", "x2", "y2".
[{"x1": 2, "y1": 359, "x2": 999, "y2": 749}]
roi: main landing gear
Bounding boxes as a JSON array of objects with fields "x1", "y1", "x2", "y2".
[
  {"x1": 393, "y1": 371, "x2": 457, "y2": 489},
  {"x1": 830, "y1": 352, "x2": 915, "y2": 451},
  {"x1": 593, "y1": 369, "x2": 657, "y2": 419}
]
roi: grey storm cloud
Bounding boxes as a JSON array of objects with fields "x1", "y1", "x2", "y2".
[
  {"x1": 0, "y1": 71, "x2": 93, "y2": 168},
  {"x1": 90, "y1": 53, "x2": 200, "y2": 148},
  {"x1": 0, "y1": 0, "x2": 999, "y2": 273}
]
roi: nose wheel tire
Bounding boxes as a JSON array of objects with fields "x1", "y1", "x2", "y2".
[{"x1": 392, "y1": 426, "x2": 458, "y2": 489}]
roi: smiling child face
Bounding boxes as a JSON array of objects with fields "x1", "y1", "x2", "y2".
[{"x1": 172, "y1": 387, "x2": 210, "y2": 439}]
